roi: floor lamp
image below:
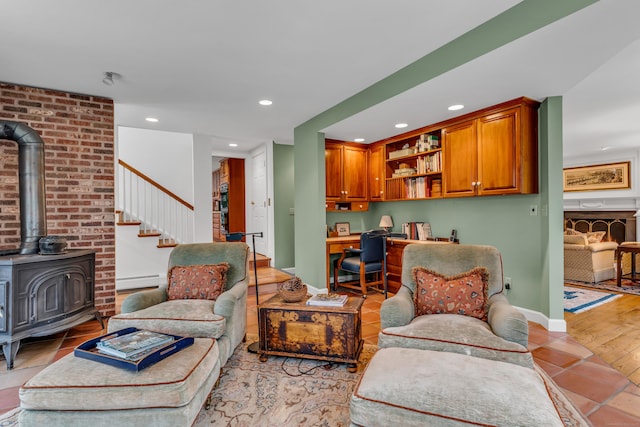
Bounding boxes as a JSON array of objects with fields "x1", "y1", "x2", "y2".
[{"x1": 226, "y1": 231, "x2": 263, "y2": 353}]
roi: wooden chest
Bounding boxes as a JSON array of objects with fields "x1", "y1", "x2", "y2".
[{"x1": 258, "y1": 293, "x2": 364, "y2": 371}]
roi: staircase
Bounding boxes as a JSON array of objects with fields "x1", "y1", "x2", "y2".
[{"x1": 117, "y1": 160, "x2": 194, "y2": 248}]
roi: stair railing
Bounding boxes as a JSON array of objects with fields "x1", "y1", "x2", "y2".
[{"x1": 117, "y1": 160, "x2": 195, "y2": 245}]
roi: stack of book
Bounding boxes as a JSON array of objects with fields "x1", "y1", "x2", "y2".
[
  {"x1": 306, "y1": 293, "x2": 348, "y2": 307},
  {"x1": 401, "y1": 222, "x2": 432, "y2": 240},
  {"x1": 96, "y1": 330, "x2": 175, "y2": 361},
  {"x1": 431, "y1": 179, "x2": 442, "y2": 197}
]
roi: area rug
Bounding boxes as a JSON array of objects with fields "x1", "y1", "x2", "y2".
[
  {"x1": 565, "y1": 278, "x2": 640, "y2": 296},
  {"x1": 564, "y1": 285, "x2": 622, "y2": 313}
]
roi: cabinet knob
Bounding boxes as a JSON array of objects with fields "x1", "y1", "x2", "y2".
[
  {"x1": 375, "y1": 177, "x2": 379, "y2": 181},
  {"x1": 344, "y1": 191, "x2": 348, "y2": 195},
  {"x1": 476, "y1": 181, "x2": 481, "y2": 187},
  {"x1": 471, "y1": 182, "x2": 476, "y2": 187}
]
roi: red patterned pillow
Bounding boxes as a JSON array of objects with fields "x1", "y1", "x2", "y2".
[
  {"x1": 167, "y1": 263, "x2": 229, "y2": 301},
  {"x1": 412, "y1": 266, "x2": 489, "y2": 321}
]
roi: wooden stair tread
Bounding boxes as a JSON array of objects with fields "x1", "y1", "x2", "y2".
[
  {"x1": 117, "y1": 221, "x2": 142, "y2": 226},
  {"x1": 249, "y1": 253, "x2": 271, "y2": 269},
  {"x1": 138, "y1": 231, "x2": 162, "y2": 237}
]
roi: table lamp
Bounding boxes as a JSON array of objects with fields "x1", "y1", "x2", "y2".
[{"x1": 379, "y1": 215, "x2": 393, "y2": 231}]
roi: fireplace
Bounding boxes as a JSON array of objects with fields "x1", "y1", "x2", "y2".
[
  {"x1": 564, "y1": 211, "x2": 637, "y2": 244},
  {"x1": 0, "y1": 121, "x2": 97, "y2": 369}
]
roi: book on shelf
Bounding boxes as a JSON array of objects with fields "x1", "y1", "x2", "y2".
[
  {"x1": 96, "y1": 329, "x2": 175, "y2": 360},
  {"x1": 306, "y1": 293, "x2": 348, "y2": 307}
]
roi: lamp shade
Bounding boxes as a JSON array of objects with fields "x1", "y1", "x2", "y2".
[{"x1": 379, "y1": 215, "x2": 393, "y2": 229}]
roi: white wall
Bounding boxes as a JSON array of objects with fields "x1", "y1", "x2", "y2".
[
  {"x1": 118, "y1": 126, "x2": 195, "y2": 204},
  {"x1": 563, "y1": 148, "x2": 640, "y2": 240},
  {"x1": 193, "y1": 134, "x2": 214, "y2": 242}
]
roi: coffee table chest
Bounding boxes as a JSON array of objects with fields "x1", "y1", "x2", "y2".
[{"x1": 258, "y1": 293, "x2": 364, "y2": 371}]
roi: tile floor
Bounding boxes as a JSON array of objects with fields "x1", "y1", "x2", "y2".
[{"x1": 1, "y1": 289, "x2": 640, "y2": 426}]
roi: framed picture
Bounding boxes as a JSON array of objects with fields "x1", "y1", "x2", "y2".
[
  {"x1": 563, "y1": 161, "x2": 631, "y2": 192},
  {"x1": 335, "y1": 222, "x2": 350, "y2": 236}
]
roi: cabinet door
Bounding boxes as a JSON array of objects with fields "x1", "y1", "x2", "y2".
[
  {"x1": 342, "y1": 145, "x2": 368, "y2": 201},
  {"x1": 477, "y1": 107, "x2": 520, "y2": 195},
  {"x1": 325, "y1": 144, "x2": 343, "y2": 201},
  {"x1": 443, "y1": 120, "x2": 477, "y2": 197},
  {"x1": 368, "y1": 145, "x2": 385, "y2": 201}
]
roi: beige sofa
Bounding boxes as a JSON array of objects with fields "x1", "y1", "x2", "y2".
[{"x1": 564, "y1": 234, "x2": 617, "y2": 282}]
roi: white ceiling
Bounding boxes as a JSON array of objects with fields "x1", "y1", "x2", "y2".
[{"x1": 1, "y1": 1, "x2": 639, "y2": 159}]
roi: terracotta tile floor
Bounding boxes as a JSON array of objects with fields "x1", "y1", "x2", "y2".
[{"x1": 2, "y1": 287, "x2": 640, "y2": 426}]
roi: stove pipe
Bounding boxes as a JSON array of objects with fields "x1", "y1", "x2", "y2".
[{"x1": 0, "y1": 120, "x2": 47, "y2": 254}]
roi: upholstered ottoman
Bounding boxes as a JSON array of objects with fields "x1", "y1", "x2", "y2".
[
  {"x1": 19, "y1": 338, "x2": 220, "y2": 427},
  {"x1": 350, "y1": 347, "x2": 589, "y2": 427}
]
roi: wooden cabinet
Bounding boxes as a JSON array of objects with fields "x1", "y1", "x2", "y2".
[
  {"x1": 442, "y1": 120, "x2": 477, "y2": 197},
  {"x1": 212, "y1": 168, "x2": 221, "y2": 199},
  {"x1": 325, "y1": 140, "x2": 368, "y2": 203},
  {"x1": 212, "y1": 212, "x2": 222, "y2": 241},
  {"x1": 219, "y1": 159, "x2": 229, "y2": 185},
  {"x1": 368, "y1": 144, "x2": 385, "y2": 201},
  {"x1": 443, "y1": 103, "x2": 538, "y2": 197},
  {"x1": 378, "y1": 97, "x2": 539, "y2": 202}
]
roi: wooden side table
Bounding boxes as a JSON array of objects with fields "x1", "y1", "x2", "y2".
[
  {"x1": 616, "y1": 243, "x2": 640, "y2": 286},
  {"x1": 258, "y1": 293, "x2": 364, "y2": 372}
]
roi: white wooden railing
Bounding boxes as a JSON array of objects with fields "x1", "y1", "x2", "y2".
[{"x1": 117, "y1": 160, "x2": 194, "y2": 245}]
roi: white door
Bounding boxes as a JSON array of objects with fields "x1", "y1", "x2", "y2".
[{"x1": 250, "y1": 149, "x2": 269, "y2": 256}]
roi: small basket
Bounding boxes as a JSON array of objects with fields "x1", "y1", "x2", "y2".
[{"x1": 277, "y1": 276, "x2": 308, "y2": 303}]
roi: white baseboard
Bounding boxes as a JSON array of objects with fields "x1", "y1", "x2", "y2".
[
  {"x1": 516, "y1": 306, "x2": 567, "y2": 332},
  {"x1": 116, "y1": 275, "x2": 161, "y2": 291},
  {"x1": 281, "y1": 267, "x2": 295, "y2": 275}
]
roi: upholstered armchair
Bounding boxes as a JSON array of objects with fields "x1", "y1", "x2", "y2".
[
  {"x1": 378, "y1": 243, "x2": 533, "y2": 367},
  {"x1": 108, "y1": 242, "x2": 249, "y2": 366},
  {"x1": 564, "y1": 234, "x2": 617, "y2": 283}
]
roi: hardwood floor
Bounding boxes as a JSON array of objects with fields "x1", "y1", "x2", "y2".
[{"x1": 565, "y1": 289, "x2": 640, "y2": 385}]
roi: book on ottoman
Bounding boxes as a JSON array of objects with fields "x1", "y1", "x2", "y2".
[{"x1": 74, "y1": 327, "x2": 194, "y2": 371}]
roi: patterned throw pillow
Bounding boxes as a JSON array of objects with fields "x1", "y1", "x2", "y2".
[
  {"x1": 565, "y1": 228, "x2": 582, "y2": 236},
  {"x1": 412, "y1": 266, "x2": 489, "y2": 321},
  {"x1": 586, "y1": 231, "x2": 606, "y2": 243},
  {"x1": 167, "y1": 263, "x2": 229, "y2": 301}
]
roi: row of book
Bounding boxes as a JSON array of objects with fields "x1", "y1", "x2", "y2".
[
  {"x1": 404, "y1": 177, "x2": 430, "y2": 198},
  {"x1": 415, "y1": 152, "x2": 442, "y2": 174},
  {"x1": 401, "y1": 222, "x2": 433, "y2": 241}
]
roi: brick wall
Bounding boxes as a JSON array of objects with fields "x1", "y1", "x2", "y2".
[{"x1": 0, "y1": 83, "x2": 116, "y2": 316}]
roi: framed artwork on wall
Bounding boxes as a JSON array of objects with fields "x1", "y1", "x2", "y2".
[
  {"x1": 563, "y1": 161, "x2": 631, "y2": 192},
  {"x1": 335, "y1": 222, "x2": 351, "y2": 236}
]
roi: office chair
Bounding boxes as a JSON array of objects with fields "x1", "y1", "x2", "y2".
[{"x1": 333, "y1": 230, "x2": 386, "y2": 297}]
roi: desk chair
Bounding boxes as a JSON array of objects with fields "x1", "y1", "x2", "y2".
[{"x1": 334, "y1": 230, "x2": 386, "y2": 297}]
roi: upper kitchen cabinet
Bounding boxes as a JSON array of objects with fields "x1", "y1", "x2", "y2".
[
  {"x1": 325, "y1": 140, "x2": 368, "y2": 203},
  {"x1": 442, "y1": 97, "x2": 539, "y2": 198}
]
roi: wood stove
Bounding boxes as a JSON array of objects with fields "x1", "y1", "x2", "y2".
[
  {"x1": 0, "y1": 121, "x2": 98, "y2": 369},
  {"x1": 0, "y1": 250, "x2": 96, "y2": 369}
]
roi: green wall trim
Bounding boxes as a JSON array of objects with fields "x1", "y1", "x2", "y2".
[
  {"x1": 291, "y1": 0, "x2": 597, "y2": 317},
  {"x1": 273, "y1": 143, "x2": 295, "y2": 269}
]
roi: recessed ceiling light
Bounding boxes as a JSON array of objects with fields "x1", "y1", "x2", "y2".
[
  {"x1": 448, "y1": 104, "x2": 464, "y2": 111},
  {"x1": 259, "y1": 99, "x2": 273, "y2": 106},
  {"x1": 601, "y1": 146, "x2": 611, "y2": 151},
  {"x1": 229, "y1": 143, "x2": 238, "y2": 147},
  {"x1": 395, "y1": 123, "x2": 408, "y2": 129},
  {"x1": 145, "y1": 117, "x2": 158, "y2": 123},
  {"x1": 354, "y1": 138, "x2": 365, "y2": 142}
]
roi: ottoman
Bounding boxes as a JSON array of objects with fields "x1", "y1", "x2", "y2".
[
  {"x1": 19, "y1": 338, "x2": 220, "y2": 427},
  {"x1": 350, "y1": 347, "x2": 590, "y2": 427}
]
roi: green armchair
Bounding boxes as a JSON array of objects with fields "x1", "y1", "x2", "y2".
[
  {"x1": 378, "y1": 243, "x2": 533, "y2": 367},
  {"x1": 108, "y1": 242, "x2": 249, "y2": 366}
]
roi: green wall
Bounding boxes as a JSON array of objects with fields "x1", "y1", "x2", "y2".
[
  {"x1": 291, "y1": 0, "x2": 597, "y2": 319},
  {"x1": 273, "y1": 143, "x2": 295, "y2": 269}
]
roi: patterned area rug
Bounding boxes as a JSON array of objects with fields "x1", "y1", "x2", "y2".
[
  {"x1": 564, "y1": 285, "x2": 622, "y2": 313},
  {"x1": 0, "y1": 340, "x2": 588, "y2": 426},
  {"x1": 565, "y1": 278, "x2": 640, "y2": 296},
  {"x1": 194, "y1": 339, "x2": 376, "y2": 427}
]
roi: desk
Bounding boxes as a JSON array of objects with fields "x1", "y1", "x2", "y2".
[
  {"x1": 326, "y1": 235, "x2": 361, "y2": 290},
  {"x1": 616, "y1": 243, "x2": 640, "y2": 286}
]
